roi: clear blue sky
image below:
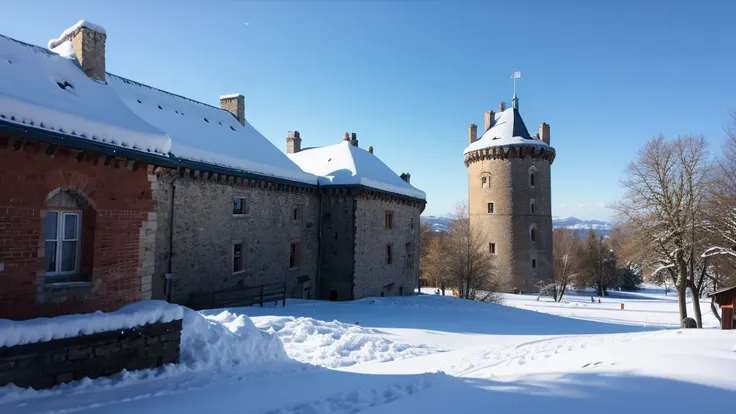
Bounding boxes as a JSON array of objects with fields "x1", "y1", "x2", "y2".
[{"x1": 2, "y1": 0, "x2": 734, "y2": 220}]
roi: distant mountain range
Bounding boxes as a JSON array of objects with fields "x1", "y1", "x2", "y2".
[{"x1": 420, "y1": 216, "x2": 614, "y2": 238}]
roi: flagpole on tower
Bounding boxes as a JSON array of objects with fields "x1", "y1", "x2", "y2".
[{"x1": 511, "y1": 71, "x2": 521, "y2": 109}]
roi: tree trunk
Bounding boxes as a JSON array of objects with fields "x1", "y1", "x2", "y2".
[
  {"x1": 675, "y1": 265, "x2": 688, "y2": 323},
  {"x1": 688, "y1": 284, "x2": 703, "y2": 328},
  {"x1": 710, "y1": 297, "x2": 722, "y2": 323}
]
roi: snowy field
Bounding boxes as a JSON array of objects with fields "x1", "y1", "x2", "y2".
[{"x1": 1, "y1": 288, "x2": 734, "y2": 413}]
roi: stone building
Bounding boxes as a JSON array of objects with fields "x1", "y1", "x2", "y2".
[
  {"x1": 464, "y1": 96, "x2": 556, "y2": 292},
  {"x1": 0, "y1": 20, "x2": 425, "y2": 320},
  {"x1": 288, "y1": 134, "x2": 425, "y2": 300}
]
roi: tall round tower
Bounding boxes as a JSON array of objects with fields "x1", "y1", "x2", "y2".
[{"x1": 464, "y1": 96, "x2": 556, "y2": 292}]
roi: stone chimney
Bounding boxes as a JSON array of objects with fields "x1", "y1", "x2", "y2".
[
  {"x1": 468, "y1": 124, "x2": 477, "y2": 145},
  {"x1": 400, "y1": 173, "x2": 411, "y2": 184},
  {"x1": 220, "y1": 94, "x2": 245, "y2": 126},
  {"x1": 499, "y1": 101, "x2": 506, "y2": 112},
  {"x1": 350, "y1": 132, "x2": 359, "y2": 147},
  {"x1": 368, "y1": 146, "x2": 374, "y2": 154},
  {"x1": 484, "y1": 111, "x2": 495, "y2": 132},
  {"x1": 49, "y1": 21, "x2": 107, "y2": 82},
  {"x1": 539, "y1": 123, "x2": 550, "y2": 144},
  {"x1": 286, "y1": 130, "x2": 302, "y2": 154},
  {"x1": 343, "y1": 132, "x2": 350, "y2": 142}
]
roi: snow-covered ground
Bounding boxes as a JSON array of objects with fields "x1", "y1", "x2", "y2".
[
  {"x1": 1, "y1": 290, "x2": 734, "y2": 413},
  {"x1": 497, "y1": 284, "x2": 721, "y2": 328}
]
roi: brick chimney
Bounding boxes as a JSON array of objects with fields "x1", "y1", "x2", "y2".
[
  {"x1": 368, "y1": 146, "x2": 374, "y2": 154},
  {"x1": 220, "y1": 94, "x2": 245, "y2": 126},
  {"x1": 484, "y1": 110, "x2": 495, "y2": 132},
  {"x1": 468, "y1": 124, "x2": 477, "y2": 145},
  {"x1": 350, "y1": 132, "x2": 359, "y2": 147},
  {"x1": 49, "y1": 21, "x2": 107, "y2": 82},
  {"x1": 499, "y1": 101, "x2": 506, "y2": 112},
  {"x1": 286, "y1": 130, "x2": 302, "y2": 154},
  {"x1": 539, "y1": 123, "x2": 550, "y2": 144},
  {"x1": 400, "y1": 173, "x2": 411, "y2": 184}
]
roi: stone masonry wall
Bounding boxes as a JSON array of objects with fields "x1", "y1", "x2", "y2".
[
  {"x1": 318, "y1": 192, "x2": 356, "y2": 301},
  {"x1": 353, "y1": 195, "x2": 421, "y2": 299},
  {"x1": 154, "y1": 172, "x2": 319, "y2": 305},
  {"x1": 0, "y1": 137, "x2": 156, "y2": 320},
  {"x1": 0, "y1": 319, "x2": 181, "y2": 390},
  {"x1": 468, "y1": 154, "x2": 553, "y2": 292}
]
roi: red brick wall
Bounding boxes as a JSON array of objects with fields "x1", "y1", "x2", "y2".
[{"x1": 0, "y1": 138, "x2": 155, "y2": 320}]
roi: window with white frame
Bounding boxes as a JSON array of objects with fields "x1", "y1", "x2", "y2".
[{"x1": 44, "y1": 211, "x2": 81, "y2": 277}]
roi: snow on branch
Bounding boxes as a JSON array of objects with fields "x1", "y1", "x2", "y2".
[{"x1": 701, "y1": 246, "x2": 736, "y2": 259}]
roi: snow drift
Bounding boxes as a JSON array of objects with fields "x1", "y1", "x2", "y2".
[
  {"x1": 256, "y1": 316, "x2": 438, "y2": 368},
  {"x1": 182, "y1": 309, "x2": 287, "y2": 370}
]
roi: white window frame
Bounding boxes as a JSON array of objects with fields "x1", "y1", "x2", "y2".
[
  {"x1": 232, "y1": 197, "x2": 247, "y2": 216},
  {"x1": 232, "y1": 242, "x2": 245, "y2": 274},
  {"x1": 44, "y1": 211, "x2": 82, "y2": 278}
]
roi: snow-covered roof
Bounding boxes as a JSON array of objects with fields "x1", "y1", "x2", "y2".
[
  {"x1": 288, "y1": 141, "x2": 426, "y2": 200},
  {"x1": 107, "y1": 75, "x2": 316, "y2": 184},
  {"x1": 464, "y1": 106, "x2": 553, "y2": 155},
  {"x1": 0, "y1": 34, "x2": 171, "y2": 154}
]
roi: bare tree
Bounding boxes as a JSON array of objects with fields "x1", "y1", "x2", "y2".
[
  {"x1": 550, "y1": 228, "x2": 578, "y2": 302},
  {"x1": 422, "y1": 232, "x2": 449, "y2": 295},
  {"x1": 575, "y1": 230, "x2": 617, "y2": 296},
  {"x1": 612, "y1": 135, "x2": 712, "y2": 327},
  {"x1": 443, "y1": 202, "x2": 502, "y2": 303}
]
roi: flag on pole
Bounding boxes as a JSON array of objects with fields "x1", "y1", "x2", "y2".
[{"x1": 512, "y1": 71, "x2": 521, "y2": 79}]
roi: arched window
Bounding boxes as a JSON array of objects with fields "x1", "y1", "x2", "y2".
[
  {"x1": 529, "y1": 198, "x2": 536, "y2": 215},
  {"x1": 44, "y1": 189, "x2": 94, "y2": 280},
  {"x1": 529, "y1": 224, "x2": 537, "y2": 242},
  {"x1": 528, "y1": 166, "x2": 537, "y2": 188}
]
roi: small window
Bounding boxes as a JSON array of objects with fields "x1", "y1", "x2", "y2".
[
  {"x1": 529, "y1": 166, "x2": 538, "y2": 188},
  {"x1": 481, "y1": 172, "x2": 491, "y2": 188},
  {"x1": 232, "y1": 243, "x2": 244, "y2": 273},
  {"x1": 386, "y1": 244, "x2": 393, "y2": 264},
  {"x1": 489, "y1": 243, "x2": 496, "y2": 254},
  {"x1": 531, "y1": 227, "x2": 537, "y2": 242},
  {"x1": 410, "y1": 217, "x2": 414, "y2": 229},
  {"x1": 530, "y1": 199, "x2": 536, "y2": 215},
  {"x1": 290, "y1": 242, "x2": 301, "y2": 269},
  {"x1": 532, "y1": 259, "x2": 537, "y2": 269},
  {"x1": 44, "y1": 211, "x2": 81, "y2": 276},
  {"x1": 487, "y1": 202, "x2": 494, "y2": 214},
  {"x1": 399, "y1": 286, "x2": 404, "y2": 296},
  {"x1": 385, "y1": 211, "x2": 393, "y2": 229},
  {"x1": 406, "y1": 242, "x2": 414, "y2": 269},
  {"x1": 292, "y1": 206, "x2": 302, "y2": 221},
  {"x1": 233, "y1": 197, "x2": 246, "y2": 215}
]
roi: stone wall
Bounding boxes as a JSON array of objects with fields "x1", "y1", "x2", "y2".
[
  {"x1": 0, "y1": 319, "x2": 181, "y2": 390},
  {"x1": 154, "y1": 172, "x2": 320, "y2": 305},
  {"x1": 468, "y1": 154, "x2": 553, "y2": 292},
  {"x1": 353, "y1": 194, "x2": 421, "y2": 299},
  {"x1": 317, "y1": 191, "x2": 356, "y2": 301},
  {"x1": 0, "y1": 137, "x2": 156, "y2": 320}
]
